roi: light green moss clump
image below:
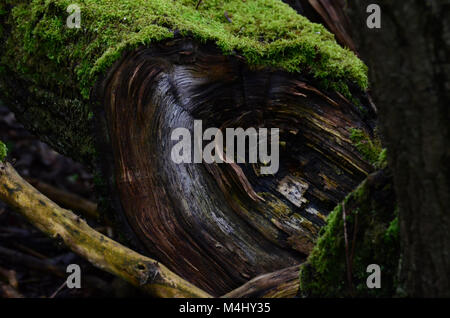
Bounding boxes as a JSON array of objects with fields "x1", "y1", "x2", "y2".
[
  {"x1": 1, "y1": 0, "x2": 368, "y2": 99},
  {"x1": 0, "y1": 140, "x2": 7, "y2": 162},
  {"x1": 349, "y1": 128, "x2": 387, "y2": 168},
  {"x1": 299, "y1": 170, "x2": 399, "y2": 297}
]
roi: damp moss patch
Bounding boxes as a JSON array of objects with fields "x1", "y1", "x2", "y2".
[
  {"x1": 1, "y1": 0, "x2": 368, "y2": 99},
  {"x1": 0, "y1": 140, "x2": 7, "y2": 162},
  {"x1": 349, "y1": 128, "x2": 387, "y2": 168},
  {"x1": 299, "y1": 170, "x2": 399, "y2": 297}
]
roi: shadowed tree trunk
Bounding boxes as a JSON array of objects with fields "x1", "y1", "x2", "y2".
[
  {"x1": 344, "y1": 0, "x2": 450, "y2": 297},
  {"x1": 0, "y1": 0, "x2": 376, "y2": 296}
]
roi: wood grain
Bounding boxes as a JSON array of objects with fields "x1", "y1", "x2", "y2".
[{"x1": 93, "y1": 38, "x2": 375, "y2": 295}]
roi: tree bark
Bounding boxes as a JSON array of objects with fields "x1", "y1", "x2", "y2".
[
  {"x1": 0, "y1": 2, "x2": 376, "y2": 296},
  {"x1": 345, "y1": 0, "x2": 450, "y2": 297}
]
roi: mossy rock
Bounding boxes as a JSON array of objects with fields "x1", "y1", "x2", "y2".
[
  {"x1": 0, "y1": 0, "x2": 367, "y2": 99},
  {"x1": 299, "y1": 169, "x2": 400, "y2": 297}
]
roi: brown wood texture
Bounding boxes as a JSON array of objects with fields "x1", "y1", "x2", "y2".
[
  {"x1": 223, "y1": 265, "x2": 301, "y2": 298},
  {"x1": 92, "y1": 38, "x2": 375, "y2": 295}
]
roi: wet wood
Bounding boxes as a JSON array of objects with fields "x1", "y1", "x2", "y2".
[
  {"x1": 93, "y1": 38, "x2": 375, "y2": 295},
  {"x1": 223, "y1": 265, "x2": 301, "y2": 298}
]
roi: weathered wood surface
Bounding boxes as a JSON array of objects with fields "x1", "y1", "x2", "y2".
[
  {"x1": 0, "y1": 1, "x2": 377, "y2": 296},
  {"x1": 223, "y1": 265, "x2": 301, "y2": 298},
  {"x1": 93, "y1": 39, "x2": 375, "y2": 295},
  {"x1": 0, "y1": 160, "x2": 310, "y2": 298}
]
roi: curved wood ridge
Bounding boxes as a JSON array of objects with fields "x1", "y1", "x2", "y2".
[{"x1": 94, "y1": 38, "x2": 375, "y2": 295}]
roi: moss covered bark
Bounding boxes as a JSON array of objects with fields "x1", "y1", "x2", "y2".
[
  {"x1": 1, "y1": 0, "x2": 367, "y2": 100},
  {"x1": 0, "y1": 0, "x2": 370, "y2": 165},
  {"x1": 349, "y1": 128, "x2": 386, "y2": 169},
  {"x1": 299, "y1": 168, "x2": 399, "y2": 297}
]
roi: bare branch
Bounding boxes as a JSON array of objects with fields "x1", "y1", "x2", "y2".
[
  {"x1": 222, "y1": 265, "x2": 301, "y2": 298},
  {"x1": 0, "y1": 162, "x2": 211, "y2": 298},
  {"x1": 26, "y1": 178, "x2": 99, "y2": 221}
]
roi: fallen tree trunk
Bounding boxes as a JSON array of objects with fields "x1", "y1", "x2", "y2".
[{"x1": 0, "y1": 0, "x2": 376, "y2": 295}]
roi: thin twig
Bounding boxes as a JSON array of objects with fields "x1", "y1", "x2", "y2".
[
  {"x1": 0, "y1": 245, "x2": 65, "y2": 278},
  {"x1": 195, "y1": 0, "x2": 203, "y2": 10},
  {"x1": 50, "y1": 280, "x2": 66, "y2": 298},
  {"x1": 0, "y1": 282, "x2": 23, "y2": 298},
  {"x1": 0, "y1": 245, "x2": 111, "y2": 294},
  {"x1": 12, "y1": 242, "x2": 48, "y2": 260},
  {"x1": 26, "y1": 178, "x2": 99, "y2": 221},
  {"x1": 224, "y1": 11, "x2": 233, "y2": 23}
]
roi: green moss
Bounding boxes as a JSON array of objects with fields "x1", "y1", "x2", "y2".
[
  {"x1": 349, "y1": 128, "x2": 387, "y2": 168},
  {"x1": 1, "y1": 0, "x2": 368, "y2": 100},
  {"x1": 299, "y1": 170, "x2": 399, "y2": 297},
  {"x1": 384, "y1": 215, "x2": 399, "y2": 244},
  {"x1": 0, "y1": 140, "x2": 7, "y2": 162},
  {"x1": 376, "y1": 148, "x2": 388, "y2": 168}
]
